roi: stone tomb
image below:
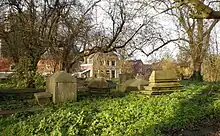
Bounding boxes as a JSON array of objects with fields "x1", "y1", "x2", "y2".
[
  {"x1": 47, "y1": 71, "x2": 77, "y2": 103},
  {"x1": 34, "y1": 71, "x2": 77, "y2": 104},
  {"x1": 120, "y1": 78, "x2": 149, "y2": 92},
  {"x1": 88, "y1": 77, "x2": 110, "y2": 93},
  {"x1": 119, "y1": 73, "x2": 135, "y2": 84},
  {"x1": 34, "y1": 92, "x2": 52, "y2": 105},
  {"x1": 143, "y1": 70, "x2": 182, "y2": 95}
]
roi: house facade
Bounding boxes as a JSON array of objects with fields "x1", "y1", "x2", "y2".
[
  {"x1": 80, "y1": 52, "x2": 122, "y2": 79},
  {"x1": 79, "y1": 52, "x2": 158, "y2": 79},
  {"x1": 0, "y1": 58, "x2": 11, "y2": 72},
  {"x1": 79, "y1": 52, "x2": 156, "y2": 79},
  {"x1": 37, "y1": 59, "x2": 60, "y2": 75}
]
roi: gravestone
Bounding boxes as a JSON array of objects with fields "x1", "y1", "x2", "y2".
[
  {"x1": 88, "y1": 77, "x2": 110, "y2": 93},
  {"x1": 46, "y1": 71, "x2": 77, "y2": 103},
  {"x1": 120, "y1": 78, "x2": 149, "y2": 92},
  {"x1": 144, "y1": 70, "x2": 182, "y2": 95},
  {"x1": 77, "y1": 78, "x2": 89, "y2": 93},
  {"x1": 34, "y1": 92, "x2": 52, "y2": 105},
  {"x1": 119, "y1": 73, "x2": 135, "y2": 84}
]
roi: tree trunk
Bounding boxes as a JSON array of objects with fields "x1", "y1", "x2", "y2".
[
  {"x1": 190, "y1": 19, "x2": 203, "y2": 82},
  {"x1": 60, "y1": 61, "x2": 70, "y2": 73},
  {"x1": 26, "y1": 57, "x2": 39, "y2": 88},
  {"x1": 26, "y1": 67, "x2": 37, "y2": 88},
  {"x1": 65, "y1": 60, "x2": 79, "y2": 73},
  {"x1": 190, "y1": 71, "x2": 203, "y2": 81},
  {"x1": 190, "y1": 59, "x2": 203, "y2": 81}
]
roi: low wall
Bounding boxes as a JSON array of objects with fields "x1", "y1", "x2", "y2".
[{"x1": 0, "y1": 88, "x2": 45, "y2": 100}]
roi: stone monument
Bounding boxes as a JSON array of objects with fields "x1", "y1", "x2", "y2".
[
  {"x1": 46, "y1": 71, "x2": 77, "y2": 103},
  {"x1": 34, "y1": 71, "x2": 77, "y2": 105},
  {"x1": 119, "y1": 73, "x2": 135, "y2": 84},
  {"x1": 88, "y1": 77, "x2": 110, "y2": 93},
  {"x1": 143, "y1": 70, "x2": 182, "y2": 95}
]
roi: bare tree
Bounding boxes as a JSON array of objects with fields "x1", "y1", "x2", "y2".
[
  {"x1": 154, "y1": 0, "x2": 219, "y2": 81},
  {"x1": 0, "y1": 0, "x2": 150, "y2": 87},
  {"x1": 202, "y1": 29, "x2": 220, "y2": 81},
  {"x1": 0, "y1": 0, "x2": 84, "y2": 87},
  {"x1": 50, "y1": 0, "x2": 149, "y2": 73}
]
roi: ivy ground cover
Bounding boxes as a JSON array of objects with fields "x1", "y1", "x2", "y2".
[{"x1": 1, "y1": 83, "x2": 220, "y2": 136}]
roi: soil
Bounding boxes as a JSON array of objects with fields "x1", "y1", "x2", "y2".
[
  {"x1": 0, "y1": 107, "x2": 42, "y2": 115},
  {"x1": 0, "y1": 109, "x2": 21, "y2": 115},
  {"x1": 164, "y1": 118, "x2": 220, "y2": 136}
]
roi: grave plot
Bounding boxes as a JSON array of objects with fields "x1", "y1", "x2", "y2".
[
  {"x1": 120, "y1": 78, "x2": 149, "y2": 93},
  {"x1": 87, "y1": 77, "x2": 110, "y2": 94},
  {"x1": 1, "y1": 71, "x2": 78, "y2": 115},
  {"x1": 0, "y1": 88, "x2": 45, "y2": 115},
  {"x1": 35, "y1": 71, "x2": 77, "y2": 105},
  {"x1": 129, "y1": 71, "x2": 182, "y2": 95},
  {"x1": 141, "y1": 70, "x2": 183, "y2": 95}
]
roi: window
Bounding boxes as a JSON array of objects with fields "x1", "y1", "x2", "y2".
[
  {"x1": 41, "y1": 61, "x2": 45, "y2": 65},
  {"x1": 87, "y1": 59, "x2": 93, "y2": 64},
  {"x1": 107, "y1": 60, "x2": 110, "y2": 66},
  {"x1": 111, "y1": 61, "x2": 116, "y2": 66},
  {"x1": 100, "y1": 60, "x2": 104, "y2": 66},
  {"x1": 111, "y1": 70, "x2": 116, "y2": 78},
  {"x1": 10, "y1": 64, "x2": 15, "y2": 71},
  {"x1": 46, "y1": 64, "x2": 51, "y2": 70},
  {"x1": 106, "y1": 70, "x2": 110, "y2": 79},
  {"x1": 93, "y1": 70, "x2": 99, "y2": 78}
]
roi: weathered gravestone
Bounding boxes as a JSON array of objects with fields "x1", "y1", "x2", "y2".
[
  {"x1": 34, "y1": 92, "x2": 52, "y2": 105},
  {"x1": 120, "y1": 78, "x2": 149, "y2": 92},
  {"x1": 77, "y1": 78, "x2": 89, "y2": 93},
  {"x1": 34, "y1": 71, "x2": 77, "y2": 105},
  {"x1": 88, "y1": 77, "x2": 110, "y2": 93},
  {"x1": 143, "y1": 70, "x2": 182, "y2": 95},
  {"x1": 119, "y1": 73, "x2": 135, "y2": 84},
  {"x1": 46, "y1": 71, "x2": 77, "y2": 103}
]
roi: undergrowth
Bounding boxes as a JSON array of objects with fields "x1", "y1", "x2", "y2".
[{"x1": 1, "y1": 83, "x2": 220, "y2": 136}]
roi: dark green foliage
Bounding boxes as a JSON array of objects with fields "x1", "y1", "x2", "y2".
[
  {"x1": 0, "y1": 73, "x2": 46, "y2": 89},
  {"x1": 0, "y1": 80, "x2": 16, "y2": 88},
  {"x1": 1, "y1": 84, "x2": 220, "y2": 136},
  {"x1": 34, "y1": 73, "x2": 46, "y2": 89}
]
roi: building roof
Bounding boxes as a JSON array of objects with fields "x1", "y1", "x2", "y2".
[
  {"x1": 87, "y1": 52, "x2": 119, "y2": 60},
  {"x1": 127, "y1": 59, "x2": 143, "y2": 64}
]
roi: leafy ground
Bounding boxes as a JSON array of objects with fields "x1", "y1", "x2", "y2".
[{"x1": 1, "y1": 83, "x2": 220, "y2": 136}]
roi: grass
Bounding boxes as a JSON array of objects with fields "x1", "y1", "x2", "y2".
[{"x1": 1, "y1": 83, "x2": 220, "y2": 135}]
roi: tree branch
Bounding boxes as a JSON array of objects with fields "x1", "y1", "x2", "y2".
[
  {"x1": 176, "y1": 0, "x2": 220, "y2": 19},
  {"x1": 138, "y1": 38, "x2": 188, "y2": 57}
]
